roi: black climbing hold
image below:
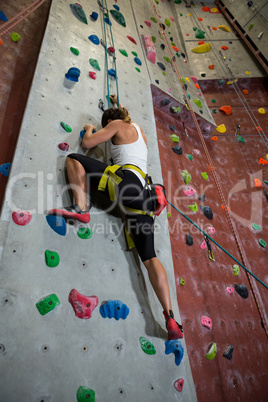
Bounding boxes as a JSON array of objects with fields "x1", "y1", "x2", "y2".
[
  {"x1": 201, "y1": 73, "x2": 206, "y2": 77},
  {"x1": 172, "y1": 145, "x2": 183, "y2": 155},
  {"x1": 155, "y1": 80, "x2": 159, "y2": 84},
  {"x1": 183, "y1": 84, "x2": 188, "y2": 90},
  {"x1": 169, "y1": 125, "x2": 175, "y2": 131},
  {"x1": 234, "y1": 283, "x2": 249, "y2": 299},
  {"x1": 180, "y1": 52, "x2": 185, "y2": 58},
  {"x1": 140, "y1": 25, "x2": 143, "y2": 28},
  {"x1": 223, "y1": 345, "x2": 234, "y2": 360},
  {"x1": 161, "y1": 99, "x2": 170, "y2": 106},
  {"x1": 247, "y1": 1, "x2": 253, "y2": 6},
  {"x1": 198, "y1": 194, "x2": 205, "y2": 202},
  {"x1": 263, "y1": 189, "x2": 268, "y2": 200},
  {"x1": 160, "y1": 44, "x2": 165, "y2": 50},
  {"x1": 186, "y1": 234, "x2": 193, "y2": 246},
  {"x1": 170, "y1": 37, "x2": 173, "y2": 42},
  {"x1": 200, "y1": 205, "x2": 213, "y2": 220},
  {"x1": 199, "y1": 110, "x2": 203, "y2": 114},
  {"x1": 160, "y1": 23, "x2": 165, "y2": 30},
  {"x1": 157, "y1": 62, "x2": 166, "y2": 71}
]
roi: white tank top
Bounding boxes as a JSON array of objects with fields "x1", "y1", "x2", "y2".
[{"x1": 110, "y1": 122, "x2": 148, "y2": 185}]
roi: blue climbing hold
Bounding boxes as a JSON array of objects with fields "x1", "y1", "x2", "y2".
[
  {"x1": 113, "y1": 4, "x2": 120, "y2": 11},
  {"x1": 104, "y1": 17, "x2": 112, "y2": 25},
  {"x1": 184, "y1": 83, "x2": 188, "y2": 90},
  {"x1": 134, "y1": 57, "x2": 142, "y2": 66},
  {"x1": 0, "y1": 163, "x2": 11, "y2": 177},
  {"x1": 90, "y1": 12, "x2": 98, "y2": 21},
  {"x1": 0, "y1": 10, "x2": 8, "y2": 22},
  {"x1": 46, "y1": 215, "x2": 66, "y2": 236},
  {"x1": 108, "y1": 68, "x2": 117, "y2": 78},
  {"x1": 88, "y1": 35, "x2": 100, "y2": 45},
  {"x1": 100, "y1": 300, "x2": 129, "y2": 320},
  {"x1": 65, "y1": 67, "x2": 81, "y2": 82},
  {"x1": 80, "y1": 130, "x2": 86, "y2": 140},
  {"x1": 165, "y1": 340, "x2": 184, "y2": 366}
]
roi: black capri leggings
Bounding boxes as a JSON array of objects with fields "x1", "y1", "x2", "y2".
[{"x1": 67, "y1": 153, "x2": 156, "y2": 261}]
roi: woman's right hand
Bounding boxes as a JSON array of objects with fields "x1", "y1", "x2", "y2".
[{"x1": 110, "y1": 94, "x2": 118, "y2": 104}]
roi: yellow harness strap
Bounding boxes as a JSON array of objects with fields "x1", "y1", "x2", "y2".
[{"x1": 98, "y1": 165, "x2": 122, "y2": 202}]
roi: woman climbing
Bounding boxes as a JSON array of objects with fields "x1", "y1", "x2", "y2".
[{"x1": 48, "y1": 95, "x2": 183, "y2": 340}]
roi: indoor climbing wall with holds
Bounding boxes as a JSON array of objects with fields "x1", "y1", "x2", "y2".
[
  {"x1": 172, "y1": 2, "x2": 266, "y2": 79},
  {"x1": 0, "y1": 1, "x2": 198, "y2": 401}
]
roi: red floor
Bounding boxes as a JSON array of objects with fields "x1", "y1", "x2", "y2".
[{"x1": 152, "y1": 81, "x2": 268, "y2": 401}]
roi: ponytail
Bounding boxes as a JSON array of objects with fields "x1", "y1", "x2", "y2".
[{"x1": 101, "y1": 107, "x2": 131, "y2": 127}]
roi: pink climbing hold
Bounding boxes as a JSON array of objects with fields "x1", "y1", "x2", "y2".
[
  {"x1": 193, "y1": 149, "x2": 200, "y2": 155},
  {"x1": 227, "y1": 287, "x2": 234, "y2": 294},
  {"x1": 58, "y1": 142, "x2": 69, "y2": 151},
  {"x1": 167, "y1": 88, "x2": 172, "y2": 94},
  {"x1": 201, "y1": 316, "x2": 212, "y2": 330},
  {"x1": 170, "y1": 16, "x2": 174, "y2": 22},
  {"x1": 68, "y1": 289, "x2": 98, "y2": 319},
  {"x1": 185, "y1": 33, "x2": 190, "y2": 36},
  {"x1": 12, "y1": 211, "x2": 32, "y2": 226},
  {"x1": 183, "y1": 187, "x2": 196, "y2": 197},
  {"x1": 191, "y1": 76, "x2": 198, "y2": 84},
  {"x1": 174, "y1": 378, "x2": 184, "y2": 392},
  {"x1": 127, "y1": 35, "x2": 137, "y2": 45},
  {"x1": 200, "y1": 240, "x2": 207, "y2": 249},
  {"x1": 198, "y1": 92, "x2": 201, "y2": 96},
  {"x1": 144, "y1": 20, "x2": 151, "y2": 27},
  {"x1": 89, "y1": 71, "x2": 97, "y2": 79},
  {"x1": 142, "y1": 34, "x2": 156, "y2": 63},
  {"x1": 207, "y1": 226, "x2": 215, "y2": 235},
  {"x1": 184, "y1": 59, "x2": 188, "y2": 63}
]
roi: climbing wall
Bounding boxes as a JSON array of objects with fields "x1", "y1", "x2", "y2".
[{"x1": 0, "y1": 1, "x2": 197, "y2": 401}]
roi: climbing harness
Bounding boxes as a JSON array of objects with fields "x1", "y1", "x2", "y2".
[{"x1": 204, "y1": 235, "x2": 215, "y2": 261}]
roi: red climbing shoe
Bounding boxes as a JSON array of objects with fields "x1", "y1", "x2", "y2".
[
  {"x1": 163, "y1": 310, "x2": 184, "y2": 340},
  {"x1": 47, "y1": 204, "x2": 90, "y2": 223}
]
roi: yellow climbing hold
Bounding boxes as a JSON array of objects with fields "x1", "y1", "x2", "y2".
[
  {"x1": 246, "y1": 71, "x2": 251, "y2": 75},
  {"x1": 218, "y1": 25, "x2": 230, "y2": 32},
  {"x1": 266, "y1": 154, "x2": 268, "y2": 161},
  {"x1": 210, "y1": 8, "x2": 219, "y2": 13},
  {"x1": 227, "y1": 78, "x2": 238, "y2": 85},
  {"x1": 185, "y1": 77, "x2": 190, "y2": 82},
  {"x1": 258, "y1": 108, "x2": 265, "y2": 114},
  {"x1": 189, "y1": 13, "x2": 192, "y2": 16},
  {"x1": 191, "y1": 42, "x2": 212, "y2": 53},
  {"x1": 216, "y1": 124, "x2": 226, "y2": 133}
]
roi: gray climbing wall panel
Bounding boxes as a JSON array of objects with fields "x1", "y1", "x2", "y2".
[{"x1": 0, "y1": 1, "x2": 197, "y2": 401}]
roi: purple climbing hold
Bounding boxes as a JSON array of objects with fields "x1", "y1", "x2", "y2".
[
  {"x1": 100, "y1": 300, "x2": 129, "y2": 320},
  {"x1": 165, "y1": 340, "x2": 184, "y2": 366}
]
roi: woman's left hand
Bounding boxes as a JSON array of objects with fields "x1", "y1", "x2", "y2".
[{"x1": 83, "y1": 124, "x2": 96, "y2": 132}]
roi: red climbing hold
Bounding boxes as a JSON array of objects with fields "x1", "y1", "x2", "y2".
[
  {"x1": 209, "y1": 64, "x2": 215, "y2": 69},
  {"x1": 12, "y1": 211, "x2": 32, "y2": 226},
  {"x1": 89, "y1": 71, "x2": 97, "y2": 79},
  {"x1": 198, "y1": 41, "x2": 205, "y2": 45},
  {"x1": 198, "y1": 17, "x2": 203, "y2": 21},
  {"x1": 219, "y1": 106, "x2": 232, "y2": 115},
  {"x1": 127, "y1": 35, "x2": 137, "y2": 45},
  {"x1": 202, "y1": 7, "x2": 210, "y2": 12},
  {"x1": 58, "y1": 142, "x2": 69, "y2": 151},
  {"x1": 108, "y1": 46, "x2": 115, "y2": 53},
  {"x1": 211, "y1": 136, "x2": 217, "y2": 141},
  {"x1": 172, "y1": 46, "x2": 179, "y2": 52},
  {"x1": 68, "y1": 289, "x2": 98, "y2": 319},
  {"x1": 221, "y1": 46, "x2": 229, "y2": 50},
  {"x1": 212, "y1": 26, "x2": 217, "y2": 30},
  {"x1": 259, "y1": 158, "x2": 268, "y2": 165},
  {"x1": 174, "y1": 378, "x2": 184, "y2": 392}
]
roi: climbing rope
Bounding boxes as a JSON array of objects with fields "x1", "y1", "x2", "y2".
[
  {"x1": 0, "y1": 0, "x2": 48, "y2": 38},
  {"x1": 167, "y1": 200, "x2": 268, "y2": 290},
  {"x1": 149, "y1": 0, "x2": 268, "y2": 337},
  {"x1": 190, "y1": 7, "x2": 268, "y2": 148}
]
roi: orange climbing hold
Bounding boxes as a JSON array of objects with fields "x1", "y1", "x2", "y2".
[
  {"x1": 198, "y1": 41, "x2": 205, "y2": 45},
  {"x1": 259, "y1": 158, "x2": 268, "y2": 165},
  {"x1": 208, "y1": 164, "x2": 213, "y2": 170},
  {"x1": 255, "y1": 126, "x2": 261, "y2": 131},
  {"x1": 221, "y1": 205, "x2": 229, "y2": 211},
  {"x1": 198, "y1": 17, "x2": 203, "y2": 21},
  {"x1": 221, "y1": 46, "x2": 229, "y2": 50},
  {"x1": 212, "y1": 27, "x2": 217, "y2": 31},
  {"x1": 219, "y1": 106, "x2": 232, "y2": 115},
  {"x1": 0, "y1": 38, "x2": 3, "y2": 46},
  {"x1": 211, "y1": 136, "x2": 217, "y2": 141},
  {"x1": 242, "y1": 89, "x2": 248, "y2": 94},
  {"x1": 209, "y1": 65, "x2": 215, "y2": 69},
  {"x1": 254, "y1": 179, "x2": 261, "y2": 188},
  {"x1": 195, "y1": 83, "x2": 200, "y2": 89},
  {"x1": 172, "y1": 46, "x2": 179, "y2": 52}
]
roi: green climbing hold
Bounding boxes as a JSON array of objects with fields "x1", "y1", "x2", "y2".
[
  {"x1": 11, "y1": 33, "x2": 21, "y2": 42},
  {"x1": 233, "y1": 264, "x2": 239, "y2": 276},
  {"x1": 70, "y1": 4, "x2": 88, "y2": 24},
  {"x1": 264, "y1": 180, "x2": 268, "y2": 185},
  {"x1": 188, "y1": 94, "x2": 191, "y2": 99},
  {"x1": 70, "y1": 47, "x2": 79, "y2": 56},
  {"x1": 171, "y1": 134, "x2": 179, "y2": 143},
  {"x1": 252, "y1": 223, "x2": 261, "y2": 230},
  {"x1": 212, "y1": 109, "x2": 217, "y2": 114},
  {"x1": 154, "y1": 0, "x2": 159, "y2": 3},
  {"x1": 195, "y1": 29, "x2": 206, "y2": 39},
  {"x1": 167, "y1": 212, "x2": 171, "y2": 218},
  {"x1": 193, "y1": 27, "x2": 197, "y2": 31},
  {"x1": 176, "y1": 52, "x2": 180, "y2": 58},
  {"x1": 77, "y1": 227, "x2": 93, "y2": 239},
  {"x1": 165, "y1": 18, "x2": 171, "y2": 27},
  {"x1": 164, "y1": 56, "x2": 171, "y2": 63},
  {"x1": 229, "y1": 58, "x2": 232, "y2": 61},
  {"x1": 181, "y1": 170, "x2": 191, "y2": 184},
  {"x1": 110, "y1": 10, "x2": 126, "y2": 27},
  {"x1": 162, "y1": 72, "x2": 166, "y2": 76},
  {"x1": 61, "y1": 122, "x2": 72, "y2": 132},
  {"x1": 150, "y1": 17, "x2": 157, "y2": 23},
  {"x1": 188, "y1": 202, "x2": 198, "y2": 212},
  {"x1": 171, "y1": 42, "x2": 176, "y2": 46},
  {"x1": 152, "y1": 36, "x2": 156, "y2": 43},
  {"x1": 171, "y1": 106, "x2": 181, "y2": 113},
  {"x1": 76, "y1": 386, "x2": 95, "y2": 402},
  {"x1": 180, "y1": 277, "x2": 185, "y2": 286},
  {"x1": 188, "y1": 154, "x2": 193, "y2": 160},
  {"x1": 259, "y1": 239, "x2": 266, "y2": 248},
  {"x1": 194, "y1": 99, "x2": 203, "y2": 108},
  {"x1": 131, "y1": 51, "x2": 138, "y2": 57},
  {"x1": 206, "y1": 343, "x2": 217, "y2": 360},
  {"x1": 89, "y1": 58, "x2": 101, "y2": 71},
  {"x1": 139, "y1": 337, "x2": 156, "y2": 355},
  {"x1": 45, "y1": 250, "x2": 60, "y2": 268},
  {"x1": 36, "y1": 294, "x2": 60, "y2": 316},
  {"x1": 119, "y1": 49, "x2": 128, "y2": 57},
  {"x1": 248, "y1": 23, "x2": 254, "y2": 31},
  {"x1": 201, "y1": 172, "x2": 208, "y2": 180},
  {"x1": 211, "y1": 99, "x2": 216, "y2": 103},
  {"x1": 218, "y1": 79, "x2": 225, "y2": 86},
  {"x1": 180, "y1": 13, "x2": 183, "y2": 16},
  {"x1": 181, "y1": 78, "x2": 186, "y2": 84},
  {"x1": 236, "y1": 136, "x2": 245, "y2": 143},
  {"x1": 175, "y1": 0, "x2": 182, "y2": 4},
  {"x1": 135, "y1": 67, "x2": 141, "y2": 72}
]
